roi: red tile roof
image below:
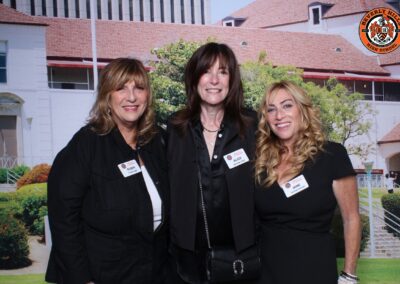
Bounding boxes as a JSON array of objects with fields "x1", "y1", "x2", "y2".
[
  {"x1": 378, "y1": 48, "x2": 400, "y2": 66},
  {"x1": 38, "y1": 16, "x2": 388, "y2": 75},
  {"x1": 0, "y1": 4, "x2": 45, "y2": 26},
  {"x1": 226, "y1": 0, "x2": 395, "y2": 28},
  {"x1": 378, "y1": 123, "x2": 400, "y2": 144}
]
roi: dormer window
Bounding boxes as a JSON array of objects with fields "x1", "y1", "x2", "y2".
[
  {"x1": 223, "y1": 20, "x2": 235, "y2": 27},
  {"x1": 312, "y1": 7, "x2": 320, "y2": 25}
]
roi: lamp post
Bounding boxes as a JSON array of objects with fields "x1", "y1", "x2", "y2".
[{"x1": 363, "y1": 161, "x2": 375, "y2": 258}]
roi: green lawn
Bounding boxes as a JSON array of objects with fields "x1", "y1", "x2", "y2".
[
  {"x1": 337, "y1": 258, "x2": 400, "y2": 284},
  {"x1": 1, "y1": 258, "x2": 399, "y2": 284}
]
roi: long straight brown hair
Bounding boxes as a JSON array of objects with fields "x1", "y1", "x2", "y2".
[{"x1": 171, "y1": 42, "x2": 250, "y2": 136}]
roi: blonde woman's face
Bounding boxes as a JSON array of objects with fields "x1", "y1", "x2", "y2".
[
  {"x1": 109, "y1": 80, "x2": 148, "y2": 130},
  {"x1": 265, "y1": 88, "x2": 301, "y2": 147}
]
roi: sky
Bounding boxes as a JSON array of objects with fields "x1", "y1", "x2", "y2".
[{"x1": 210, "y1": 0, "x2": 255, "y2": 23}]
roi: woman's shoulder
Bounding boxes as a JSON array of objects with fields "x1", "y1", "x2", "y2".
[{"x1": 323, "y1": 141, "x2": 347, "y2": 153}]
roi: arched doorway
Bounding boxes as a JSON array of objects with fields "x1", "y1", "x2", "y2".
[{"x1": 0, "y1": 92, "x2": 24, "y2": 168}]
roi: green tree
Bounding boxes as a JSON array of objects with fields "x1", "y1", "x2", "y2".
[
  {"x1": 150, "y1": 39, "x2": 204, "y2": 123},
  {"x1": 149, "y1": 41, "x2": 373, "y2": 159}
]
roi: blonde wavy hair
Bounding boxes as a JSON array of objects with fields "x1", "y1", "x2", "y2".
[
  {"x1": 87, "y1": 58, "x2": 157, "y2": 146},
  {"x1": 255, "y1": 81, "x2": 326, "y2": 187}
]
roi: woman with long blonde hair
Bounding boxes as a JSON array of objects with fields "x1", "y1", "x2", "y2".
[{"x1": 254, "y1": 81, "x2": 361, "y2": 284}]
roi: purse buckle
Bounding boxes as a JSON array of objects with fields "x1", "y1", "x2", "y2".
[{"x1": 232, "y1": 259, "x2": 244, "y2": 275}]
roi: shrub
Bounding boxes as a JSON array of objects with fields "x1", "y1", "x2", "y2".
[
  {"x1": 19, "y1": 191, "x2": 47, "y2": 235},
  {"x1": 0, "y1": 165, "x2": 30, "y2": 184},
  {"x1": 0, "y1": 212, "x2": 31, "y2": 269},
  {"x1": 0, "y1": 168, "x2": 7, "y2": 183},
  {"x1": 16, "y1": 164, "x2": 51, "y2": 189},
  {"x1": 381, "y1": 193, "x2": 400, "y2": 237},
  {"x1": 331, "y1": 211, "x2": 369, "y2": 257}
]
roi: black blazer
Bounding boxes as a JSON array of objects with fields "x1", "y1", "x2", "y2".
[
  {"x1": 166, "y1": 110, "x2": 257, "y2": 252},
  {"x1": 45, "y1": 126, "x2": 170, "y2": 284}
]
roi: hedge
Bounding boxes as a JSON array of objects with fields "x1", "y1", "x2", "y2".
[
  {"x1": 16, "y1": 164, "x2": 51, "y2": 189},
  {"x1": 381, "y1": 193, "x2": 400, "y2": 237},
  {"x1": 0, "y1": 212, "x2": 31, "y2": 269},
  {"x1": 331, "y1": 210, "x2": 369, "y2": 257}
]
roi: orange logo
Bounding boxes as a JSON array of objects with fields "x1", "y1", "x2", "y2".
[{"x1": 359, "y1": 7, "x2": 400, "y2": 54}]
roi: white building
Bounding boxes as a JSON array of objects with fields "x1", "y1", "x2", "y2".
[
  {"x1": 223, "y1": 0, "x2": 400, "y2": 180},
  {"x1": 0, "y1": 0, "x2": 210, "y2": 24}
]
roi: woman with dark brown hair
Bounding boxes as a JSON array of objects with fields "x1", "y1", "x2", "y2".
[
  {"x1": 167, "y1": 42, "x2": 259, "y2": 283},
  {"x1": 46, "y1": 58, "x2": 171, "y2": 284}
]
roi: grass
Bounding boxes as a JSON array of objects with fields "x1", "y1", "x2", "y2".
[
  {"x1": 337, "y1": 258, "x2": 400, "y2": 284},
  {"x1": 0, "y1": 274, "x2": 47, "y2": 284},
  {"x1": 1, "y1": 259, "x2": 400, "y2": 284}
]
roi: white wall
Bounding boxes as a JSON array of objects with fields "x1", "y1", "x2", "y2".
[
  {"x1": 0, "y1": 23, "x2": 53, "y2": 166},
  {"x1": 49, "y1": 89, "x2": 95, "y2": 157}
]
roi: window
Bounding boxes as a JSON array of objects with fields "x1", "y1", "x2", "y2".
[
  {"x1": 119, "y1": 0, "x2": 123, "y2": 20},
  {"x1": 75, "y1": 0, "x2": 80, "y2": 18},
  {"x1": 384, "y1": 82, "x2": 400, "y2": 101},
  {"x1": 108, "y1": 0, "x2": 112, "y2": 19},
  {"x1": 48, "y1": 67, "x2": 94, "y2": 90},
  {"x1": 355, "y1": 80, "x2": 372, "y2": 100},
  {"x1": 223, "y1": 20, "x2": 234, "y2": 27},
  {"x1": 180, "y1": 0, "x2": 185, "y2": 23},
  {"x1": 312, "y1": 7, "x2": 320, "y2": 25},
  {"x1": 140, "y1": 0, "x2": 144, "y2": 21},
  {"x1": 190, "y1": 0, "x2": 195, "y2": 24},
  {"x1": 42, "y1": 0, "x2": 47, "y2": 16},
  {"x1": 374, "y1": 81, "x2": 383, "y2": 101},
  {"x1": 64, "y1": 0, "x2": 69, "y2": 17},
  {"x1": 30, "y1": 0, "x2": 36, "y2": 15},
  {"x1": 129, "y1": 0, "x2": 133, "y2": 20},
  {"x1": 150, "y1": 0, "x2": 154, "y2": 22},
  {"x1": 10, "y1": 0, "x2": 16, "y2": 9},
  {"x1": 170, "y1": 0, "x2": 175, "y2": 23},
  {"x1": 201, "y1": 0, "x2": 205, "y2": 24},
  {"x1": 0, "y1": 42, "x2": 6, "y2": 83},
  {"x1": 160, "y1": 0, "x2": 164, "y2": 22},
  {"x1": 53, "y1": 0, "x2": 58, "y2": 16},
  {"x1": 86, "y1": 0, "x2": 91, "y2": 18},
  {"x1": 338, "y1": 79, "x2": 355, "y2": 93},
  {"x1": 97, "y1": 0, "x2": 102, "y2": 19}
]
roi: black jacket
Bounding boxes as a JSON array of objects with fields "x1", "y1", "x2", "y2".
[
  {"x1": 45, "y1": 126, "x2": 170, "y2": 284},
  {"x1": 167, "y1": 110, "x2": 257, "y2": 252}
]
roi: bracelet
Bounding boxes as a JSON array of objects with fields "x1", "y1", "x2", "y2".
[{"x1": 340, "y1": 271, "x2": 359, "y2": 281}]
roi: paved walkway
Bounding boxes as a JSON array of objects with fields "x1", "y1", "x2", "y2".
[{"x1": 0, "y1": 236, "x2": 50, "y2": 275}]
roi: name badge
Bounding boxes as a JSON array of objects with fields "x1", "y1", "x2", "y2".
[
  {"x1": 117, "y1": 159, "x2": 141, "y2": 177},
  {"x1": 280, "y1": 174, "x2": 309, "y2": 198},
  {"x1": 223, "y1": 148, "x2": 249, "y2": 169}
]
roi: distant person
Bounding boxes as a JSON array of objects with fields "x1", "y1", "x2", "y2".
[
  {"x1": 254, "y1": 81, "x2": 361, "y2": 284},
  {"x1": 46, "y1": 58, "x2": 171, "y2": 284},
  {"x1": 385, "y1": 173, "x2": 395, "y2": 194}
]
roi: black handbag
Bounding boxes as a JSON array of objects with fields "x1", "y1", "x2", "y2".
[{"x1": 197, "y1": 170, "x2": 261, "y2": 283}]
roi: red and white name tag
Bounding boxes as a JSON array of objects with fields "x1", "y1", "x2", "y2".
[
  {"x1": 223, "y1": 148, "x2": 249, "y2": 169},
  {"x1": 117, "y1": 159, "x2": 141, "y2": 177},
  {"x1": 280, "y1": 174, "x2": 309, "y2": 198}
]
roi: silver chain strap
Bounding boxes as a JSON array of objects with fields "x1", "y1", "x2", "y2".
[{"x1": 197, "y1": 168, "x2": 212, "y2": 249}]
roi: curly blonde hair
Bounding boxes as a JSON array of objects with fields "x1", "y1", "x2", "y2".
[
  {"x1": 87, "y1": 58, "x2": 157, "y2": 146},
  {"x1": 255, "y1": 81, "x2": 326, "y2": 187}
]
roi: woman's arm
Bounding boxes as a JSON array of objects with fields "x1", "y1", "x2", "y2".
[
  {"x1": 47, "y1": 135, "x2": 93, "y2": 284},
  {"x1": 333, "y1": 175, "x2": 361, "y2": 275}
]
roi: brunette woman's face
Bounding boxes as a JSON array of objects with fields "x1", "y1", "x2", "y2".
[
  {"x1": 109, "y1": 80, "x2": 148, "y2": 130},
  {"x1": 197, "y1": 58, "x2": 230, "y2": 107},
  {"x1": 265, "y1": 88, "x2": 301, "y2": 147}
]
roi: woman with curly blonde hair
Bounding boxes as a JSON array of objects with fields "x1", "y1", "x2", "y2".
[{"x1": 254, "y1": 81, "x2": 361, "y2": 284}]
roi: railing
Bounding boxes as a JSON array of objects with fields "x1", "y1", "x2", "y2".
[
  {"x1": 6, "y1": 168, "x2": 21, "y2": 184},
  {"x1": 359, "y1": 190, "x2": 400, "y2": 236},
  {"x1": 0, "y1": 156, "x2": 18, "y2": 168}
]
